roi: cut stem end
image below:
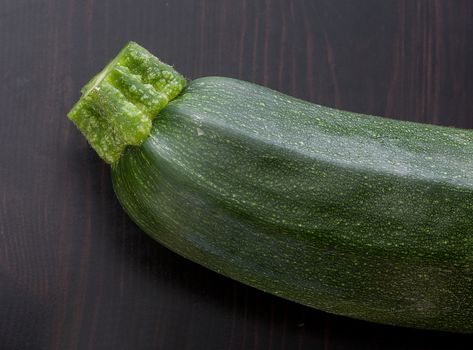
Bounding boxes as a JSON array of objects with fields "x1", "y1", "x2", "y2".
[{"x1": 67, "y1": 42, "x2": 187, "y2": 164}]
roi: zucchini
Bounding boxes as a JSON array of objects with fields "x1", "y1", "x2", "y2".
[{"x1": 68, "y1": 42, "x2": 473, "y2": 333}]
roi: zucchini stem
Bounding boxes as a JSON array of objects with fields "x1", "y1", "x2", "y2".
[{"x1": 67, "y1": 42, "x2": 187, "y2": 164}]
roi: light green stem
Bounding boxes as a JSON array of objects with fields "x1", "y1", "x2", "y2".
[{"x1": 67, "y1": 42, "x2": 187, "y2": 164}]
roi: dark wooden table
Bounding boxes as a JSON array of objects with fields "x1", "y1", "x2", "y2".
[{"x1": 1, "y1": 1, "x2": 473, "y2": 349}]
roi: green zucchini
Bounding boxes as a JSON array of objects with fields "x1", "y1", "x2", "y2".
[{"x1": 68, "y1": 42, "x2": 473, "y2": 333}]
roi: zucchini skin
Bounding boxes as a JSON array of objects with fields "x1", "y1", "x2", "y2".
[{"x1": 112, "y1": 77, "x2": 473, "y2": 333}]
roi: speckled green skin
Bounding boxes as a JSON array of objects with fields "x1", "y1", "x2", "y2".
[{"x1": 112, "y1": 77, "x2": 473, "y2": 333}]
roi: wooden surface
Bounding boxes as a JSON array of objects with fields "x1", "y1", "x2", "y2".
[{"x1": 1, "y1": 0, "x2": 473, "y2": 349}]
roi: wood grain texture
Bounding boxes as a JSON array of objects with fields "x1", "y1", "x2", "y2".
[{"x1": 1, "y1": 0, "x2": 473, "y2": 349}]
